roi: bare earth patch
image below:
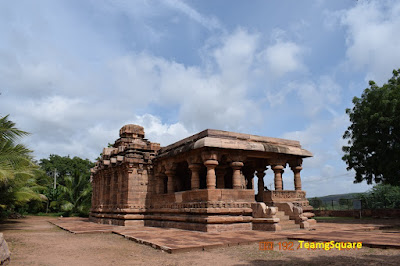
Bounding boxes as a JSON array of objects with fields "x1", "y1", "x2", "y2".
[{"x1": 2, "y1": 216, "x2": 400, "y2": 265}]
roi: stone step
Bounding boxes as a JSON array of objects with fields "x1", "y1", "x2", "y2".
[
  {"x1": 274, "y1": 210, "x2": 300, "y2": 230},
  {"x1": 280, "y1": 224, "x2": 300, "y2": 230},
  {"x1": 276, "y1": 213, "x2": 290, "y2": 221},
  {"x1": 279, "y1": 219, "x2": 296, "y2": 225},
  {"x1": 279, "y1": 219, "x2": 299, "y2": 229}
]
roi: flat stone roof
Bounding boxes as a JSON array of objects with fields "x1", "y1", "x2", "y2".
[{"x1": 157, "y1": 129, "x2": 312, "y2": 158}]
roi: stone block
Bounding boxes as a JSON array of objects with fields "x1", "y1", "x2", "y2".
[
  {"x1": 303, "y1": 212, "x2": 315, "y2": 218},
  {"x1": 252, "y1": 223, "x2": 281, "y2": 231},
  {"x1": 251, "y1": 202, "x2": 277, "y2": 218},
  {"x1": 0, "y1": 233, "x2": 11, "y2": 266},
  {"x1": 300, "y1": 221, "x2": 310, "y2": 229}
]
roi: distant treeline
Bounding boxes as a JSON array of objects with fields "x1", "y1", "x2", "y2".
[
  {"x1": 0, "y1": 114, "x2": 94, "y2": 219},
  {"x1": 308, "y1": 184, "x2": 400, "y2": 210}
]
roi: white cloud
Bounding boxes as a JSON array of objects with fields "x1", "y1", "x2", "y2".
[
  {"x1": 339, "y1": 0, "x2": 400, "y2": 83},
  {"x1": 164, "y1": 0, "x2": 221, "y2": 30},
  {"x1": 279, "y1": 114, "x2": 375, "y2": 197},
  {"x1": 266, "y1": 75, "x2": 341, "y2": 116},
  {"x1": 214, "y1": 28, "x2": 259, "y2": 85},
  {"x1": 104, "y1": 29, "x2": 263, "y2": 132},
  {"x1": 131, "y1": 114, "x2": 192, "y2": 146},
  {"x1": 2, "y1": 27, "x2": 267, "y2": 160},
  {"x1": 260, "y1": 41, "x2": 305, "y2": 79}
]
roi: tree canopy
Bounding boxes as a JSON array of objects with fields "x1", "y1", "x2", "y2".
[
  {"x1": 0, "y1": 115, "x2": 44, "y2": 217},
  {"x1": 39, "y1": 154, "x2": 94, "y2": 186},
  {"x1": 0, "y1": 115, "x2": 95, "y2": 218},
  {"x1": 39, "y1": 154, "x2": 94, "y2": 215},
  {"x1": 342, "y1": 69, "x2": 400, "y2": 186},
  {"x1": 360, "y1": 184, "x2": 400, "y2": 209}
]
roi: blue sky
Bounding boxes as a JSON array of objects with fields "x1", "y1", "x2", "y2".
[{"x1": 1, "y1": 0, "x2": 399, "y2": 197}]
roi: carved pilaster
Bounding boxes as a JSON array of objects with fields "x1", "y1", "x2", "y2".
[
  {"x1": 164, "y1": 161, "x2": 176, "y2": 194},
  {"x1": 116, "y1": 168, "x2": 122, "y2": 207},
  {"x1": 204, "y1": 160, "x2": 218, "y2": 189},
  {"x1": 290, "y1": 159, "x2": 303, "y2": 191},
  {"x1": 165, "y1": 170, "x2": 175, "y2": 193},
  {"x1": 188, "y1": 163, "x2": 202, "y2": 190},
  {"x1": 272, "y1": 165, "x2": 284, "y2": 191},
  {"x1": 231, "y1": 161, "x2": 244, "y2": 189}
]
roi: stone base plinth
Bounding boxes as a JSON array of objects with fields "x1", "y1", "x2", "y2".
[
  {"x1": 145, "y1": 220, "x2": 252, "y2": 232},
  {"x1": 89, "y1": 211, "x2": 146, "y2": 226},
  {"x1": 252, "y1": 223, "x2": 281, "y2": 231}
]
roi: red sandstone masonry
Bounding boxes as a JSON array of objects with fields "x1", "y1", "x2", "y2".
[{"x1": 90, "y1": 124, "x2": 314, "y2": 232}]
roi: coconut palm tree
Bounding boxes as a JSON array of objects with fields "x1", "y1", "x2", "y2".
[
  {"x1": 0, "y1": 115, "x2": 33, "y2": 183},
  {"x1": 58, "y1": 170, "x2": 92, "y2": 216},
  {"x1": 0, "y1": 115, "x2": 43, "y2": 215}
]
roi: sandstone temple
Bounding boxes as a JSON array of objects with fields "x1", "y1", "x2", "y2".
[{"x1": 90, "y1": 125, "x2": 316, "y2": 232}]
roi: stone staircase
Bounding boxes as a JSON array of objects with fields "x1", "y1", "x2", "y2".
[
  {"x1": 276, "y1": 210, "x2": 300, "y2": 230},
  {"x1": 251, "y1": 202, "x2": 313, "y2": 232}
]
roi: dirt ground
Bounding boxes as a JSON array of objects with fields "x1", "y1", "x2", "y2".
[{"x1": 2, "y1": 216, "x2": 400, "y2": 266}]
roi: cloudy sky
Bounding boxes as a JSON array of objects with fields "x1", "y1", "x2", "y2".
[{"x1": 1, "y1": 0, "x2": 399, "y2": 197}]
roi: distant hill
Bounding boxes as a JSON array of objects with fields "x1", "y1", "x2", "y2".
[{"x1": 308, "y1": 192, "x2": 363, "y2": 203}]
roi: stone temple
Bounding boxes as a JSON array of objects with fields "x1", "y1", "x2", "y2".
[{"x1": 90, "y1": 125, "x2": 316, "y2": 232}]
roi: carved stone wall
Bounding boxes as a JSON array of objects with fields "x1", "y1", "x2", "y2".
[
  {"x1": 89, "y1": 124, "x2": 160, "y2": 225},
  {"x1": 89, "y1": 124, "x2": 313, "y2": 231}
]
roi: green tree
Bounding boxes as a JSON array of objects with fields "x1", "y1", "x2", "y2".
[
  {"x1": 360, "y1": 184, "x2": 400, "y2": 209},
  {"x1": 39, "y1": 154, "x2": 94, "y2": 215},
  {"x1": 338, "y1": 198, "x2": 351, "y2": 210},
  {"x1": 39, "y1": 154, "x2": 94, "y2": 186},
  {"x1": 309, "y1": 197, "x2": 323, "y2": 209},
  {"x1": 0, "y1": 115, "x2": 44, "y2": 217},
  {"x1": 342, "y1": 69, "x2": 400, "y2": 186},
  {"x1": 58, "y1": 171, "x2": 92, "y2": 216}
]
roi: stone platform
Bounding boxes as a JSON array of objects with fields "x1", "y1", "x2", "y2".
[{"x1": 50, "y1": 218, "x2": 400, "y2": 253}]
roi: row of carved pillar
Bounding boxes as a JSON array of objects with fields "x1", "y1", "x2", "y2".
[
  {"x1": 256, "y1": 164, "x2": 303, "y2": 200},
  {"x1": 157, "y1": 158, "x2": 303, "y2": 194},
  {"x1": 92, "y1": 168, "x2": 127, "y2": 208},
  {"x1": 157, "y1": 160, "x2": 247, "y2": 194}
]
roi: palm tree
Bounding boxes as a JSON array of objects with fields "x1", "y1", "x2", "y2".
[
  {"x1": 0, "y1": 115, "x2": 32, "y2": 182},
  {"x1": 0, "y1": 115, "x2": 43, "y2": 214},
  {"x1": 58, "y1": 170, "x2": 92, "y2": 216}
]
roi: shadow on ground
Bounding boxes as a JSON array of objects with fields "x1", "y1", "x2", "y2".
[{"x1": 0, "y1": 220, "x2": 24, "y2": 231}]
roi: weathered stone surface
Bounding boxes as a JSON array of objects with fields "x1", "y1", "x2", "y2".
[
  {"x1": 90, "y1": 124, "x2": 314, "y2": 232},
  {"x1": 0, "y1": 233, "x2": 11, "y2": 266},
  {"x1": 157, "y1": 129, "x2": 312, "y2": 159}
]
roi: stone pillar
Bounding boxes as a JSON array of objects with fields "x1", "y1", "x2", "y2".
[
  {"x1": 256, "y1": 168, "x2": 266, "y2": 201},
  {"x1": 96, "y1": 176, "x2": 99, "y2": 207},
  {"x1": 91, "y1": 177, "x2": 96, "y2": 207},
  {"x1": 291, "y1": 165, "x2": 303, "y2": 191},
  {"x1": 154, "y1": 173, "x2": 160, "y2": 194},
  {"x1": 204, "y1": 160, "x2": 218, "y2": 189},
  {"x1": 100, "y1": 172, "x2": 105, "y2": 207},
  {"x1": 165, "y1": 170, "x2": 175, "y2": 193},
  {"x1": 272, "y1": 165, "x2": 284, "y2": 191},
  {"x1": 109, "y1": 170, "x2": 115, "y2": 207},
  {"x1": 231, "y1": 161, "x2": 244, "y2": 189},
  {"x1": 105, "y1": 171, "x2": 110, "y2": 206},
  {"x1": 116, "y1": 169, "x2": 122, "y2": 207},
  {"x1": 188, "y1": 164, "x2": 201, "y2": 190}
]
